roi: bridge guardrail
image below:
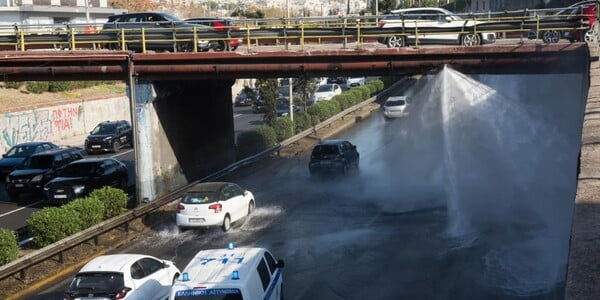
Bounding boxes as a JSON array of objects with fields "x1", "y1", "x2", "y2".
[
  {"x1": 0, "y1": 8, "x2": 594, "y2": 52},
  {"x1": 0, "y1": 76, "x2": 410, "y2": 283}
]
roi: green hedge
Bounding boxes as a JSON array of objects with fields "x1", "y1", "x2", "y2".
[
  {"x1": 27, "y1": 207, "x2": 82, "y2": 248},
  {"x1": 63, "y1": 197, "x2": 105, "y2": 228},
  {"x1": 48, "y1": 81, "x2": 73, "y2": 92},
  {"x1": 4, "y1": 81, "x2": 22, "y2": 89},
  {"x1": 271, "y1": 117, "x2": 294, "y2": 142},
  {"x1": 0, "y1": 229, "x2": 19, "y2": 265},
  {"x1": 89, "y1": 187, "x2": 128, "y2": 220},
  {"x1": 294, "y1": 111, "x2": 312, "y2": 132},
  {"x1": 236, "y1": 125, "x2": 277, "y2": 158}
]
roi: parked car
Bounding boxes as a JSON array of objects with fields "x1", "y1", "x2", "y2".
[
  {"x1": 377, "y1": 7, "x2": 496, "y2": 47},
  {"x1": 311, "y1": 83, "x2": 342, "y2": 103},
  {"x1": 102, "y1": 12, "x2": 214, "y2": 52},
  {"x1": 383, "y1": 95, "x2": 410, "y2": 119},
  {"x1": 327, "y1": 77, "x2": 347, "y2": 84},
  {"x1": 43, "y1": 157, "x2": 128, "y2": 205},
  {"x1": 252, "y1": 98, "x2": 268, "y2": 113},
  {"x1": 5, "y1": 147, "x2": 83, "y2": 201},
  {"x1": 346, "y1": 77, "x2": 366, "y2": 89},
  {"x1": 175, "y1": 182, "x2": 255, "y2": 231},
  {"x1": 0, "y1": 142, "x2": 58, "y2": 180},
  {"x1": 276, "y1": 99, "x2": 301, "y2": 117},
  {"x1": 528, "y1": 1, "x2": 597, "y2": 43},
  {"x1": 309, "y1": 140, "x2": 360, "y2": 176},
  {"x1": 85, "y1": 120, "x2": 133, "y2": 154},
  {"x1": 234, "y1": 90, "x2": 255, "y2": 106},
  {"x1": 170, "y1": 245, "x2": 284, "y2": 300},
  {"x1": 185, "y1": 17, "x2": 241, "y2": 51},
  {"x1": 64, "y1": 254, "x2": 180, "y2": 300}
]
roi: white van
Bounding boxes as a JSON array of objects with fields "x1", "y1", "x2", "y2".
[{"x1": 169, "y1": 245, "x2": 285, "y2": 300}]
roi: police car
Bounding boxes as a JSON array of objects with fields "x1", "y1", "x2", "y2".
[{"x1": 169, "y1": 244, "x2": 284, "y2": 300}]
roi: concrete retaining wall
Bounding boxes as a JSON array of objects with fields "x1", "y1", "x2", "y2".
[{"x1": 0, "y1": 96, "x2": 131, "y2": 155}]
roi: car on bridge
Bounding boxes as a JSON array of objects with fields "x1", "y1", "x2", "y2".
[
  {"x1": 527, "y1": 0, "x2": 597, "y2": 43},
  {"x1": 102, "y1": 12, "x2": 215, "y2": 52},
  {"x1": 5, "y1": 147, "x2": 83, "y2": 201},
  {"x1": 175, "y1": 182, "x2": 255, "y2": 231},
  {"x1": 0, "y1": 142, "x2": 58, "y2": 180},
  {"x1": 64, "y1": 254, "x2": 180, "y2": 300},
  {"x1": 85, "y1": 120, "x2": 133, "y2": 154},
  {"x1": 377, "y1": 7, "x2": 496, "y2": 47},
  {"x1": 43, "y1": 157, "x2": 128, "y2": 205},
  {"x1": 185, "y1": 17, "x2": 241, "y2": 51}
]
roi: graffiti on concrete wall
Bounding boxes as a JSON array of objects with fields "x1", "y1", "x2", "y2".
[{"x1": 1, "y1": 105, "x2": 81, "y2": 153}]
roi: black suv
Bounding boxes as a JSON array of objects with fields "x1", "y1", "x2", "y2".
[
  {"x1": 44, "y1": 158, "x2": 128, "y2": 205},
  {"x1": 5, "y1": 147, "x2": 83, "y2": 200},
  {"x1": 102, "y1": 12, "x2": 216, "y2": 52},
  {"x1": 308, "y1": 140, "x2": 359, "y2": 176},
  {"x1": 85, "y1": 120, "x2": 133, "y2": 154}
]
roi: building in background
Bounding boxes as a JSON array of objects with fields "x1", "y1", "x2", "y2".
[{"x1": 0, "y1": 0, "x2": 126, "y2": 28}]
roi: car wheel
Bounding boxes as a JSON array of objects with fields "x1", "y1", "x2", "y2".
[
  {"x1": 7, "y1": 191, "x2": 18, "y2": 201},
  {"x1": 177, "y1": 42, "x2": 194, "y2": 52},
  {"x1": 461, "y1": 33, "x2": 481, "y2": 46},
  {"x1": 112, "y1": 140, "x2": 120, "y2": 153},
  {"x1": 222, "y1": 214, "x2": 231, "y2": 232},
  {"x1": 215, "y1": 41, "x2": 227, "y2": 51},
  {"x1": 248, "y1": 201, "x2": 255, "y2": 215},
  {"x1": 386, "y1": 35, "x2": 405, "y2": 48},
  {"x1": 584, "y1": 28, "x2": 597, "y2": 43},
  {"x1": 230, "y1": 45, "x2": 238, "y2": 51},
  {"x1": 542, "y1": 30, "x2": 560, "y2": 43}
]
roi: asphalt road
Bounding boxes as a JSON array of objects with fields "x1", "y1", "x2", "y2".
[{"x1": 30, "y1": 69, "x2": 586, "y2": 299}]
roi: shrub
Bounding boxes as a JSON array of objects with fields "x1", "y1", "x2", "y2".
[
  {"x1": 271, "y1": 117, "x2": 294, "y2": 142},
  {"x1": 351, "y1": 86, "x2": 370, "y2": 100},
  {"x1": 307, "y1": 102, "x2": 330, "y2": 122},
  {"x1": 369, "y1": 79, "x2": 385, "y2": 92},
  {"x1": 294, "y1": 111, "x2": 312, "y2": 132},
  {"x1": 63, "y1": 197, "x2": 105, "y2": 228},
  {"x1": 89, "y1": 187, "x2": 128, "y2": 219},
  {"x1": 25, "y1": 82, "x2": 49, "y2": 94},
  {"x1": 346, "y1": 89, "x2": 363, "y2": 105},
  {"x1": 27, "y1": 207, "x2": 82, "y2": 248},
  {"x1": 236, "y1": 125, "x2": 277, "y2": 158},
  {"x1": 310, "y1": 114, "x2": 320, "y2": 126},
  {"x1": 364, "y1": 82, "x2": 378, "y2": 95},
  {"x1": 48, "y1": 81, "x2": 73, "y2": 92},
  {"x1": 0, "y1": 229, "x2": 19, "y2": 265},
  {"x1": 4, "y1": 81, "x2": 22, "y2": 89}
]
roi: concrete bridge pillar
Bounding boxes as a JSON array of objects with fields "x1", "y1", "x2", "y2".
[{"x1": 130, "y1": 79, "x2": 236, "y2": 202}]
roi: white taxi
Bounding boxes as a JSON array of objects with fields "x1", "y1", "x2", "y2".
[
  {"x1": 176, "y1": 182, "x2": 255, "y2": 231},
  {"x1": 169, "y1": 245, "x2": 284, "y2": 300}
]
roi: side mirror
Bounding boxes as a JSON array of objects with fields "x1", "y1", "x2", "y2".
[
  {"x1": 276, "y1": 259, "x2": 285, "y2": 269},
  {"x1": 1, "y1": 154, "x2": 6, "y2": 158},
  {"x1": 445, "y1": 16, "x2": 452, "y2": 22}
]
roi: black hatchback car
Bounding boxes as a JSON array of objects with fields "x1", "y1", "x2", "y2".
[
  {"x1": 0, "y1": 142, "x2": 58, "y2": 180},
  {"x1": 309, "y1": 140, "x2": 359, "y2": 176},
  {"x1": 85, "y1": 120, "x2": 133, "y2": 154},
  {"x1": 44, "y1": 158, "x2": 128, "y2": 205},
  {"x1": 5, "y1": 147, "x2": 83, "y2": 201}
]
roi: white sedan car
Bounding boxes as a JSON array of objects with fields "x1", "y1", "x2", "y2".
[
  {"x1": 383, "y1": 95, "x2": 410, "y2": 118},
  {"x1": 346, "y1": 77, "x2": 366, "y2": 89},
  {"x1": 176, "y1": 182, "x2": 255, "y2": 231},
  {"x1": 377, "y1": 7, "x2": 496, "y2": 47},
  {"x1": 64, "y1": 254, "x2": 180, "y2": 300},
  {"x1": 311, "y1": 83, "x2": 342, "y2": 103}
]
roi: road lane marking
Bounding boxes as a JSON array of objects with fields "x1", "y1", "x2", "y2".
[
  {"x1": 0, "y1": 200, "x2": 45, "y2": 218},
  {"x1": 234, "y1": 113, "x2": 242, "y2": 118},
  {"x1": 111, "y1": 149, "x2": 133, "y2": 158}
]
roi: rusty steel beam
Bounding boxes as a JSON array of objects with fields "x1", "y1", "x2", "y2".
[{"x1": 0, "y1": 43, "x2": 589, "y2": 81}]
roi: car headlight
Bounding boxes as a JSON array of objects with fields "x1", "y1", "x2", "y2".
[
  {"x1": 73, "y1": 185, "x2": 85, "y2": 194},
  {"x1": 43, "y1": 186, "x2": 49, "y2": 191},
  {"x1": 103, "y1": 136, "x2": 112, "y2": 140},
  {"x1": 31, "y1": 174, "x2": 43, "y2": 182}
]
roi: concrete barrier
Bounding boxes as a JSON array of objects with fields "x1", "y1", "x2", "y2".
[{"x1": 0, "y1": 96, "x2": 131, "y2": 155}]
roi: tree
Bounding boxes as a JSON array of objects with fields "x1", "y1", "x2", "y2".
[
  {"x1": 293, "y1": 76, "x2": 318, "y2": 112},
  {"x1": 256, "y1": 79, "x2": 278, "y2": 126},
  {"x1": 372, "y1": 0, "x2": 398, "y2": 14},
  {"x1": 109, "y1": 0, "x2": 158, "y2": 12}
]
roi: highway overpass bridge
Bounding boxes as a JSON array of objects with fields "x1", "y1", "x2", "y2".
[{"x1": 0, "y1": 43, "x2": 590, "y2": 203}]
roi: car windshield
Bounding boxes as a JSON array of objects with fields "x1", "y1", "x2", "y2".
[
  {"x1": 182, "y1": 192, "x2": 218, "y2": 204},
  {"x1": 17, "y1": 155, "x2": 54, "y2": 169},
  {"x1": 174, "y1": 288, "x2": 243, "y2": 300},
  {"x1": 160, "y1": 13, "x2": 182, "y2": 22},
  {"x1": 4, "y1": 145, "x2": 37, "y2": 158},
  {"x1": 91, "y1": 124, "x2": 116, "y2": 135},
  {"x1": 312, "y1": 145, "x2": 340, "y2": 156},
  {"x1": 316, "y1": 85, "x2": 333, "y2": 92},
  {"x1": 68, "y1": 272, "x2": 125, "y2": 294},
  {"x1": 61, "y1": 162, "x2": 97, "y2": 177},
  {"x1": 386, "y1": 99, "x2": 406, "y2": 106}
]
